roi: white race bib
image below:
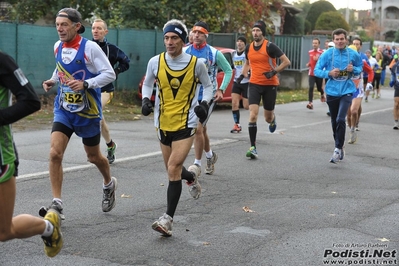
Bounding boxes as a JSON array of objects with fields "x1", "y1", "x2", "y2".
[{"x1": 59, "y1": 85, "x2": 90, "y2": 113}]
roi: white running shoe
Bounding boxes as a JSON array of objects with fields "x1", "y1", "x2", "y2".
[
  {"x1": 205, "y1": 152, "x2": 218, "y2": 175},
  {"x1": 152, "y1": 213, "x2": 173, "y2": 237},
  {"x1": 348, "y1": 131, "x2": 357, "y2": 144},
  {"x1": 187, "y1": 164, "x2": 202, "y2": 199},
  {"x1": 330, "y1": 148, "x2": 341, "y2": 164}
]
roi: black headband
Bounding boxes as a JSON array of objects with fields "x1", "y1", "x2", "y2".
[{"x1": 163, "y1": 25, "x2": 187, "y2": 43}]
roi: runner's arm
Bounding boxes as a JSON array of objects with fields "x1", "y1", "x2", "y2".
[
  {"x1": 0, "y1": 52, "x2": 41, "y2": 126},
  {"x1": 314, "y1": 52, "x2": 329, "y2": 79},
  {"x1": 268, "y1": 43, "x2": 290, "y2": 73},
  {"x1": 85, "y1": 41, "x2": 116, "y2": 89},
  {"x1": 113, "y1": 45, "x2": 130, "y2": 75},
  {"x1": 351, "y1": 53, "x2": 363, "y2": 76},
  {"x1": 240, "y1": 45, "x2": 251, "y2": 78},
  {"x1": 275, "y1": 54, "x2": 291, "y2": 73},
  {"x1": 196, "y1": 60, "x2": 213, "y2": 103},
  {"x1": 215, "y1": 51, "x2": 233, "y2": 91},
  {"x1": 363, "y1": 61, "x2": 374, "y2": 83},
  {"x1": 142, "y1": 56, "x2": 159, "y2": 99}
]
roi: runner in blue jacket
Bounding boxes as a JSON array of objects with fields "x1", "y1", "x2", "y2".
[{"x1": 314, "y1": 28, "x2": 362, "y2": 164}]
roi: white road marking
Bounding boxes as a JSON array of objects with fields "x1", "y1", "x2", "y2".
[
  {"x1": 17, "y1": 139, "x2": 239, "y2": 180},
  {"x1": 17, "y1": 107, "x2": 392, "y2": 180}
]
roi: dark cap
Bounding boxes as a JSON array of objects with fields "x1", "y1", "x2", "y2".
[
  {"x1": 237, "y1": 36, "x2": 247, "y2": 45},
  {"x1": 194, "y1": 21, "x2": 209, "y2": 32},
  {"x1": 57, "y1": 8, "x2": 85, "y2": 34},
  {"x1": 253, "y1": 20, "x2": 266, "y2": 36}
]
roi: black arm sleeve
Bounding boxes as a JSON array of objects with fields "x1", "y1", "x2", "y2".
[
  {"x1": 266, "y1": 42, "x2": 284, "y2": 59},
  {"x1": 0, "y1": 52, "x2": 41, "y2": 126},
  {"x1": 109, "y1": 44, "x2": 130, "y2": 73}
]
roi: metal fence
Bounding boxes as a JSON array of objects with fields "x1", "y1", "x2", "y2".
[{"x1": 0, "y1": 22, "x2": 370, "y2": 93}]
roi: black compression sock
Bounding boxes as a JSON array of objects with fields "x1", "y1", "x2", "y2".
[
  {"x1": 181, "y1": 166, "x2": 194, "y2": 183},
  {"x1": 233, "y1": 110, "x2": 240, "y2": 124},
  {"x1": 248, "y1": 122, "x2": 257, "y2": 147},
  {"x1": 106, "y1": 140, "x2": 114, "y2": 147},
  {"x1": 166, "y1": 180, "x2": 182, "y2": 217}
]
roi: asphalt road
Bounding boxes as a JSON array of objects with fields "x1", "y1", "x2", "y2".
[{"x1": 2, "y1": 88, "x2": 399, "y2": 266}]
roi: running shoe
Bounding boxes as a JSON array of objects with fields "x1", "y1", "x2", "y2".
[
  {"x1": 394, "y1": 122, "x2": 399, "y2": 130},
  {"x1": 152, "y1": 213, "x2": 173, "y2": 237},
  {"x1": 187, "y1": 164, "x2": 201, "y2": 199},
  {"x1": 306, "y1": 102, "x2": 313, "y2": 110},
  {"x1": 42, "y1": 209, "x2": 63, "y2": 257},
  {"x1": 107, "y1": 143, "x2": 117, "y2": 164},
  {"x1": 371, "y1": 92, "x2": 375, "y2": 99},
  {"x1": 246, "y1": 146, "x2": 258, "y2": 159},
  {"x1": 364, "y1": 97, "x2": 368, "y2": 103},
  {"x1": 269, "y1": 114, "x2": 277, "y2": 133},
  {"x1": 39, "y1": 200, "x2": 65, "y2": 220},
  {"x1": 330, "y1": 148, "x2": 341, "y2": 164},
  {"x1": 230, "y1": 124, "x2": 242, "y2": 133},
  {"x1": 348, "y1": 131, "x2": 357, "y2": 144},
  {"x1": 355, "y1": 124, "x2": 360, "y2": 131},
  {"x1": 205, "y1": 152, "x2": 218, "y2": 175},
  {"x1": 102, "y1": 177, "x2": 117, "y2": 212}
]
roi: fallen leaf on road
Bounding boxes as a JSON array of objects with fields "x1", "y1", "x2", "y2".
[
  {"x1": 243, "y1": 206, "x2": 255, "y2": 212},
  {"x1": 121, "y1": 194, "x2": 132, "y2": 198}
]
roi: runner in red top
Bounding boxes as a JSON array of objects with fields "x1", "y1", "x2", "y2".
[{"x1": 306, "y1": 37, "x2": 325, "y2": 110}]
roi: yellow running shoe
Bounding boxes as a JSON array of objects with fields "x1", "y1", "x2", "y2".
[{"x1": 42, "y1": 209, "x2": 63, "y2": 257}]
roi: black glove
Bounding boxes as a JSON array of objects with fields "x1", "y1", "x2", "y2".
[
  {"x1": 236, "y1": 74, "x2": 244, "y2": 84},
  {"x1": 263, "y1": 70, "x2": 277, "y2": 79},
  {"x1": 114, "y1": 68, "x2": 120, "y2": 79},
  {"x1": 194, "y1": 101, "x2": 209, "y2": 124},
  {"x1": 141, "y1": 97, "x2": 153, "y2": 116}
]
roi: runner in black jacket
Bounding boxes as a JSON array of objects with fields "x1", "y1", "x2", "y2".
[{"x1": 92, "y1": 19, "x2": 130, "y2": 164}]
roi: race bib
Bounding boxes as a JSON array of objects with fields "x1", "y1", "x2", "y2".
[
  {"x1": 333, "y1": 69, "x2": 349, "y2": 81},
  {"x1": 60, "y1": 85, "x2": 90, "y2": 113}
]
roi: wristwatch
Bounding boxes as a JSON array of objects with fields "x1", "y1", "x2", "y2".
[{"x1": 83, "y1": 81, "x2": 89, "y2": 90}]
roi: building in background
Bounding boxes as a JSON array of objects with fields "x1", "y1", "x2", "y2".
[
  {"x1": 369, "y1": 0, "x2": 399, "y2": 40},
  {"x1": 271, "y1": 1, "x2": 302, "y2": 35}
]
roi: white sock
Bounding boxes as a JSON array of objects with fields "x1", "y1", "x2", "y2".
[
  {"x1": 42, "y1": 220, "x2": 54, "y2": 237},
  {"x1": 194, "y1": 159, "x2": 201, "y2": 166},
  {"x1": 205, "y1": 150, "x2": 213, "y2": 159},
  {"x1": 52, "y1": 198, "x2": 63, "y2": 206},
  {"x1": 103, "y1": 179, "x2": 114, "y2": 189}
]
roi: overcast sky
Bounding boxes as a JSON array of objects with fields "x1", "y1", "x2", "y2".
[{"x1": 285, "y1": 0, "x2": 372, "y2": 11}]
